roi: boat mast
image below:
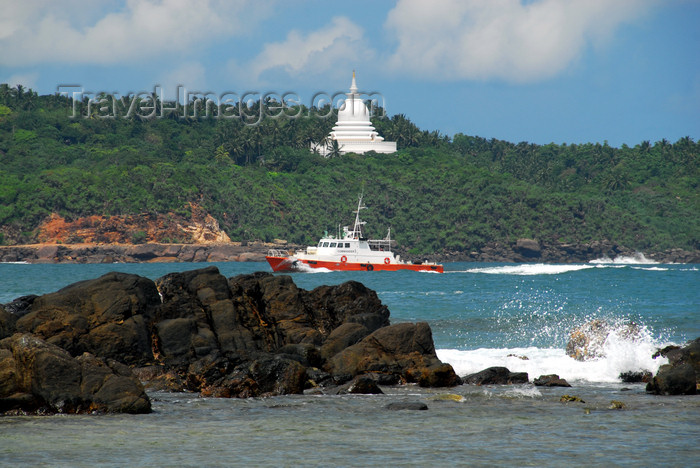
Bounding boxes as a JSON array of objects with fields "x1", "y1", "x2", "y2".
[{"x1": 351, "y1": 194, "x2": 367, "y2": 240}]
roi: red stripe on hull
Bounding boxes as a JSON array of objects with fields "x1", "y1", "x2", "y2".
[{"x1": 265, "y1": 256, "x2": 443, "y2": 273}]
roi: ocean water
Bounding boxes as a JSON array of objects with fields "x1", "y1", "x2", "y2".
[{"x1": 1, "y1": 259, "x2": 698, "y2": 466}]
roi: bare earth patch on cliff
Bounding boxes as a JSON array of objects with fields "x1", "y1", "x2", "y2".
[{"x1": 36, "y1": 203, "x2": 230, "y2": 245}]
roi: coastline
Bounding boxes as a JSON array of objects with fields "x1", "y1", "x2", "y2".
[
  {"x1": 0, "y1": 242, "x2": 273, "y2": 264},
  {"x1": 1, "y1": 239, "x2": 698, "y2": 264}
]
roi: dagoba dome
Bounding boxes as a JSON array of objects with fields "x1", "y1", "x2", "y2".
[{"x1": 312, "y1": 72, "x2": 397, "y2": 156}]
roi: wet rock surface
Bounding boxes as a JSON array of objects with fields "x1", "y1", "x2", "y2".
[
  {"x1": 0, "y1": 333, "x2": 150, "y2": 415},
  {"x1": 534, "y1": 374, "x2": 572, "y2": 387},
  {"x1": 647, "y1": 338, "x2": 699, "y2": 395},
  {"x1": 0, "y1": 267, "x2": 460, "y2": 412},
  {"x1": 463, "y1": 366, "x2": 529, "y2": 385}
]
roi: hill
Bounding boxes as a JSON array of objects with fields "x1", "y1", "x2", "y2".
[{"x1": 0, "y1": 84, "x2": 698, "y2": 261}]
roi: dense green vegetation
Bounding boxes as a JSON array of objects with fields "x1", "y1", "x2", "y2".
[{"x1": 1, "y1": 84, "x2": 698, "y2": 254}]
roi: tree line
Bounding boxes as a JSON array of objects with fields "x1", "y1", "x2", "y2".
[{"x1": 0, "y1": 85, "x2": 697, "y2": 254}]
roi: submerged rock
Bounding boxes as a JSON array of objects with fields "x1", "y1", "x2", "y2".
[
  {"x1": 386, "y1": 401, "x2": 428, "y2": 411},
  {"x1": 609, "y1": 400, "x2": 626, "y2": 410},
  {"x1": 560, "y1": 395, "x2": 585, "y2": 403}
]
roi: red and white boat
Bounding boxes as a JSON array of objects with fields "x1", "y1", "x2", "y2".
[{"x1": 266, "y1": 196, "x2": 443, "y2": 273}]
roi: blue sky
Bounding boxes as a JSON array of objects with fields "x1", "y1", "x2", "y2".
[{"x1": 1, "y1": 0, "x2": 698, "y2": 146}]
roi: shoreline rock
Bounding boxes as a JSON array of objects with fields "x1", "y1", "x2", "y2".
[
  {"x1": 647, "y1": 338, "x2": 699, "y2": 395},
  {"x1": 0, "y1": 267, "x2": 460, "y2": 412},
  {"x1": 0, "y1": 333, "x2": 151, "y2": 415},
  {"x1": 463, "y1": 367, "x2": 529, "y2": 385},
  {"x1": 2, "y1": 240, "x2": 698, "y2": 264},
  {"x1": 0, "y1": 242, "x2": 277, "y2": 264},
  {"x1": 534, "y1": 374, "x2": 572, "y2": 387}
]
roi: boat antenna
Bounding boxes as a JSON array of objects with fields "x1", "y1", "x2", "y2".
[{"x1": 351, "y1": 192, "x2": 367, "y2": 239}]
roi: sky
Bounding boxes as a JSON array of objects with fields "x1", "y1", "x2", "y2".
[{"x1": 1, "y1": 0, "x2": 698, "y2": 147}]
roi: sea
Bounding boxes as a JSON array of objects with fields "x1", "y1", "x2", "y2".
[{"x1": 1, "y1": 257, "x2": 698, "y2": 467}]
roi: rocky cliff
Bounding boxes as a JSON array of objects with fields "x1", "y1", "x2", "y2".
[{"x1": 35, "y1": 203, "x2": 230, "y2": 245}]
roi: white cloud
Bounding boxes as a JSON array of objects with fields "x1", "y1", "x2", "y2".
[
  {"x1": 247, "y1": 16, "x2": 374, "y2": 82},
  {"x1": 157, "y1": 61, "x2": 207, "y2": 99},
  {"x1": 385, "y1": 0, "x2": 660, "y2": 82},
  {"x1": 1, "y1": 72, "x2": 40, "y2": 89},
  {"x1": 0, "y1": 0, "x2": 275, "y2": 66}
]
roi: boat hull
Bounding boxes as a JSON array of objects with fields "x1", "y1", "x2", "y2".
[{"x1": 265, "y1": 256, "x2": 443, "y2": 273}]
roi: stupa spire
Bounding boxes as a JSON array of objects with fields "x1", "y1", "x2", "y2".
[{"x1": 349, "y1": 70, "x2": 358, "y2": 94}]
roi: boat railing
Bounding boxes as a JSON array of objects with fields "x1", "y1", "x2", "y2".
[
  {"x1": 268, "y1": 249, "x2": 291, "y2": 257},
  {"x1": 367, "y1": 239, "x2": 392, "y2": 251}
]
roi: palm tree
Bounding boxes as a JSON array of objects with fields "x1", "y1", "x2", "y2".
[
  {"x1": 326, "y1": 139, "x2": 342, "y2": 158},
  {"x1": 0, "y1": 84, "x2": 10, "y2": 105}
]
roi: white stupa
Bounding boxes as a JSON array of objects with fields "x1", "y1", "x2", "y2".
[{"x1": 313, "y1": 72, "x2": 397, "y2": 156}]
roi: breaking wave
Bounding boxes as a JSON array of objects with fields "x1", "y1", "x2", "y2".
[
  {"x1": 294, "y1": 263, "x2": 332, "y2": 273},
  {"x1": 459, "y1": 264, "x2": 596, "y2": 275},
  {"x1": 590, "y1": 252, "x2": 658, "y2": 264},
  {"x1": 437, "y1": 320, "x2": 673, "y2": 384}
]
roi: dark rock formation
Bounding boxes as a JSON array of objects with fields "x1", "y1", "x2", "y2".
[
  {"x1": 514, "y1": 238, "x2": 541, "y2": 258},
  {"x1": 14, "y1": 272, "x2": 160, "y2": 365},
  {"x1": 619, "y1": 370, "x2": 652, "y2": 383},
  {"x1": 3, "y1": 267, "x2": 458, "y2": 407},
  {"x1": 534, "y1": 374, "x2": 571, "y2": 387},
  {"x1": 647, "y1": 337, "x2": 699, "y2": 395},
  {"x1": 0, "y1": 242, "x2": 298, "y2": 264},
  {"x1": 0, "y1": 333, "x2": 150, "y2": 414},
  {"x1": 335, "y1": 375, "x2": 384, "y2": 395},
  {"x1": 386, "y1": 401, "x2": 428, "y2": 411},
  {"x1": 327, "y1": 322, "x2": 460, "y2": 387},
  {"x1": 1, "y1": 295, "x2": 38, "y2": 340},
  {"x1": 463, "y1": 366, "x2": 529, "y2": 385},
  {"x1": 2, "y1": 295, "x2": 37, "y2": 318}
]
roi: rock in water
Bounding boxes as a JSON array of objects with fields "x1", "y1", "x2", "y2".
[
  {"x1": 336, "y1": 376, "x2": 384, "y2": 395},
  {"x1": 619, "y1": 370, "x2": 652, "y2": 383},
  {"x1": 647, "y1": 337, "x2": 699, "y2": 395},
  {"x1": 327, "y1": 322, "x2": 460, "y2": 387},
  {"x1": 560, "y1": 395, "x2": 585, "y2": 403},
  {"x1": 4, "y1": 267, "x2": 460, "y2": 400},
  {"x1": 463, "y1": 367, "x2": 529, "y2": 385},
  {"x1": 0, "y1": 334, "x2": 150, "y2": 414},
  {"x1": 566, "y1": 320, "x2": 610, "y2": 361},
  {"x1": 566, "y1": 320, "x2": 642, "y2": 361},
  {"x1": 386, "y1": 402, "x2": 428, "y2": 411},
  {"x1": 534, "y1": 374, "x2": 571, "y2": 387}
]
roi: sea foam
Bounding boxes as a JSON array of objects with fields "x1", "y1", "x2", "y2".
[
  {"x1": 460, "y1": 264, "x2": 596, "y2": 275},
  {"x1": 590, "y1": 252, "x2": 658, "y2": 264},
  {"x1": 437, "y1": 328, "x2": 671, "y2": 384}
]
